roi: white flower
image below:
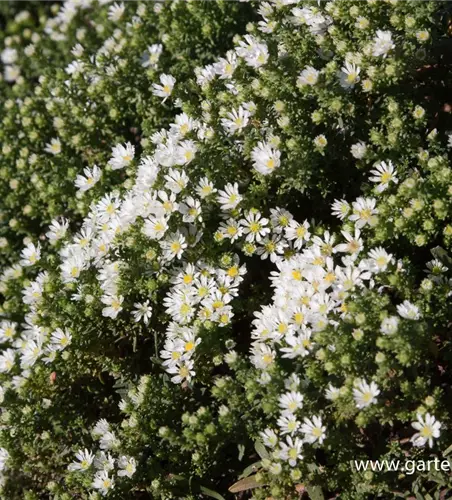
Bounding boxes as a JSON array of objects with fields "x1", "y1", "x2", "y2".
[
  {"x1": 167, "y1": 360, "x2": 195, "y2": 384},
  {"x1": 251, "y1": 142, "x2": 281, "y2": 175},
  {"x1": 101, "y1": 295, "x2": 124, "y2": 319},
  {"x1": 221, "y1": 107, "x2": 250, "y2": 134},
  {"x1": 60, "y1": 253, "x2": 87, "y2": 283},
  {"x1": 285, "y1": 220, "x2": 310, "y2": 249},
  {"x1": 117, "y1": 456, "x2": 136, "y2": 478},
  {"x1": 236, "y1": 35, "x2": 268, "y2": 68},
  {"x1": 339, "y1": 61, "x2": 360, "y2": 89},
  {"x1": 279, "y1": 436, "x2": 303, "y2": 467},
  {"x1": 331, "y1": 199, "x2": 350, "y2": 220},
  {"x1": 353, "y1": 380, "x2": 380, "y2": 409},
  {"x1": 351, "y1": 141, "x2": 367, "y2": 159},
  {"x1": 260, "y1": 428, "x2": 279, "y2": 448},
  {"x1": 152, "y1": 74, "x2": 176, "y2": 101},
  {"x1": 368, "y1": 247, "x2": 393, "y2": 272},
  {"x1": 297, "y1": 66, "x2": 319, "y2": 86},
  {"x1": 93, "y1": 419, "x2": 110, "y2": 437},
  {"x1": 349, "y1": 197, "x2": 378, "y2": 228},
  {"x1": 0, "y1": 321, "x2": 16, "y2": 343},
  {"x1": 20, "y1": 242, "x2": 41, "y2": 266},
  {"x1": 44, "y1": 138, "x2": 62, "y2": 155},
  {"x1": 108, "y1": 2, "x2": 125, "y2": 22},
  {"x1": 277, "y1": 413, "x2": 300, "y2": 436},
  {"x1": 300, "y1": 416, "x2": 326, "y2": 444},
  {"x1": 164, "y1": 169, "x2": 189, "y2": 194},
  {"x1": 92, "y1": 469, "x2": 114, "y2": 495},
  {"x1": 196, "y1": 177, "x2": 217, "y2": 199},
  {"x1": 142, "y1": 43, "x2": 163, "y2": 69},
  {"x1": 179, "y1": 196, "x2": 202, "y2": 223},
  {"x1": 314, "y1": 134, "x2": 327, "y2": 149},
  {"x1": 132, "y1": 301, "x2": 153, "y2": 325},
  {"x1": 372, "y1": 30, "x2": 395, "y2": 57},
  {"x1": 411, "y1": 413, "x2": 441, "y2": 448},
  {"x1": 325, "y1": 383, "x2": 340, "y2": 401},
  {"x1": 143, "y1": 216, "x2": 169, "y2": 240},
  {"x1": 68, "y1": 449, "x2": 95, "y2": 471},
  {"x1": 1, "y1": 48, "x2": 17, "y2": 64},
  {"x1": 0, "y1": 349, "x2": 15, "y2": 373},
  {"x1": 213, "y1": 50, "x2": 237, "y2": 79},
  {"x1": 218, "y1": 219, "x2": 243, "y2": 242},
  {"x1": 369, "y1": 161, "x2": 398, "y2": 193},
  {"x1": 46, "y1": 218, "x2": 69, "y2": 242},
  {"x1": 240, "y1": 212, "x2": 270, "y2": 243},
  {"x1": 99, "y1": 431, "x2": 120, "y2": 451},
  {"x1": 160, "y1": 232, "x2": 187, "y2": 261},
  {"x1": 109, "y1": 142, "x2": 135, "y2": 170},
  {"x1": 396, "y1": 300, "x2": 421, "y2": 320},
  {"x1": 0, "y1": 448, "x2": 9, "y2": 471},
  {"x1": 217, "y1": 183, "x2": 242, "y2": 210},
  {"x1": 278, "y1": 391, "x2": 304, "y2": 414},
  {"x1": 380, "y1": 316, "x2": 399, "y2": 335},
  {"x1": 50, "y1": 328, "x2": 72, "y2": 351},
  {"x1": 75, "y1": 165, "x2": 102, "y2": 192},
  {"x1": 94, "y1": 451, "x2": 115, "y2": 472}
]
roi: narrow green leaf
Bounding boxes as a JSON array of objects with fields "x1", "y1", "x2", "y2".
[
  {"x1": 238, "y1": 443, "x2": 245, "y2": 461},
  {"x1": 200, "y1": 486, "x2": 226, "y2": 500},
  {"x1": 254, "y1": 439, "x2": 269, "y2": 460},
  {"x1": 443, "y1": 443, "x2": 452, "y2": 456},
  {"x1": 239, "y1": 461, "x2": 262, "y2": 479},
  {"x1": 229, "y1": 475, "x2": 265, "y2": 493}
]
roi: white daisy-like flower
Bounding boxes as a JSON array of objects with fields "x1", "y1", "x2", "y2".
[
  {"x1": 108, "y1": 2, "x2": 125, "y2": 21},
  {"x1": 339, "y1": 61, "x2": 361, "y2": 89},
  {"x1": 152, "y1": 73, "x2": 176, "y2": 101},
  {"x1": 251, "y1": 141, "x2": 281, "y2": 176},
  {"x1": 68, "y1": 449, "x2": 95, "y2": 472},
  {"x1": 278, "y1": 391, "x2": 304, "y2": 414},
  {"x1": 279, "y1": 436, "x2": 303, "y2": 467},
  {"x1": 353, "y1": 380, "x2": 380, "y2": 409},
  {"x1": 92, "y1": 469, "x2": 115, "y2": 495},
  {"x1": 109, "y1": 142, "x2": 135, "y2": 170},
  {"x1": 20, "y1": 242, "x2": 41, "y2": 267},
  {"x1": 369, "y1": 160, "x2": 398, "y2": 193},
  {"x1": 411, "y1": 413, "x2": 441, "y2": 448},
  {"x1": 380, "y1": 316, "x2": 399, "y2": 335},
  {"x1": 217, "y1": 182, "x2": 243, "y2": 211},
  {"x1": 372, "y1": 30, "x2": 395, "y2": 57},
  {"x1": 297, "y1": 66, "x2": 319, "y2": 87},
  {"x1": 349, "y1": 197, "x2": 378, "y2": 228},
  {"x1": 351, "y1": 141, "x2": 367, "y2": 159},
  {"x1": 396, "y1": 300, "x2": 421, "y2": 320},
  {"x1": 300, "y1": 416, "x2": 326, "y2": 444},
  {"x1": 44, "y1": 138, "x2": 62, "y2": 155},
  {"x1": 117, "y1": 456, "x2": 137, "y2": 478},
  {"x1": 132, "y1": 300, "x2": 153, "y2": 325},
  {"x1": 50, "y1": 328, "x2": 72, "y2": 351}
]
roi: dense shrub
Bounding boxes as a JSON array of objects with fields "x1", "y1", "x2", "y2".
[{"x1": 1, "y1": 1, "x2": 452, "y2": 499}]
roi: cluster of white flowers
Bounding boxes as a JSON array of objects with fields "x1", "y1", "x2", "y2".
[
  {"x1": 67, "y1": 418, "x2": 136, "y2": 496},
  {"x1": 0, "y1": 0, "x2": 445, "y2": 494},
  {"x1": 259, "y1": 375, "x2": 326, "y2": 472}
]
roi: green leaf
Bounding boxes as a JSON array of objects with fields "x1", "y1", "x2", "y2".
[
  {"x1": 239, "y1": 461, "x2": 262, "y2": 479},
  {"x1": 306, "y1": 485, "x2": 325, "y2": 500},
  {"x1": 200, "y1": 486, "x2": 226, "y2": 500},
  {"x1": 238, "y1": 443, "x2": 245, "y2": 461},
  {"x1": 229, "y1": 475, "x2": 265, "y2": 493},
  {"x1": 254, "y1": 439, "x2": 269, "y2": 460},
  {"x1": 443, "y1": 443, "x2": 452, "y2": 456}
]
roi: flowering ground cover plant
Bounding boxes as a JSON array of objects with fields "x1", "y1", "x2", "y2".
[{"x1": 1, "y1": 0, "x2": 452, "y2": 499}]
